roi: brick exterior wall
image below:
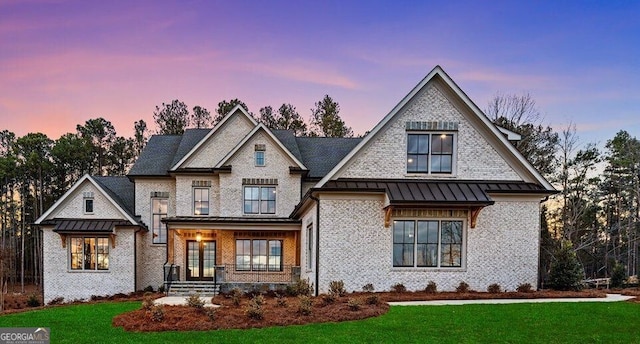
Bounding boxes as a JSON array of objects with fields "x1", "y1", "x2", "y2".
[
  {"x1": 182, "y1": 113, "x2": 254, "y2": 168},
  {"x1": 312, "y1": 195, "x2": 540, "y2": 293},
  {"x1": 219, "y1": 130, "x2": 301, "y2": 218},
  {"x1": 50, "y1": 182, "x2": 124, "y2": 219},
  {"x1": 42, "y1": 227, "x2": 136, "y2": 303},
  {"x1": 175, "y1": 175, "x2": 219, "y2": 216},
  {"x1": 336, "y1": 83, "x2": 521, "y2": 181}
]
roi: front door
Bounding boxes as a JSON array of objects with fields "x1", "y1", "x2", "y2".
[{"x1": 186, "y1": 240, "x2": 215, "y2": 281}]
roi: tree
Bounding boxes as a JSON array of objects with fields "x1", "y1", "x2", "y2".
[
  {"x1": 548, "y1": 241, "x2": 584, "y2": 291},
  {"x1": 214, "y1": 99, "x2": 250, "y2": 125},
  {"x1": 107, "y1": 136, "x2": 135, "y2": 175},
  {"x1": 191, "y1": 106, "x2": 212, "y2": 129},
  {"x1": 485, "y1": 92, "x2": 559, "y2": 177},
  {"x1": 154, "y1": 99, "x2": 190, "y2": 135},
  {"x1": 310, "y1": 95, "x2": 353, "y2": 137},
  {"x1": 259, "y1": 104, "x2": 308, "y2": 136},
  {"x1": 50, "y1": 133, "x2": 93, "y2": 197},
  {"x1": 76, "y1": 118, "x2": 116, "y2": 175},
  {"x1": 133, "y1": 120, "x2": 148, "y2": 157}
]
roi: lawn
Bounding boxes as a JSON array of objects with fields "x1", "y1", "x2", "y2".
[{"x1": 0, "y1": 301, "x2": 638, "y2": 343}]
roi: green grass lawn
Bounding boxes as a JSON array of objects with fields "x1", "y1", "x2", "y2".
[{"x1": 0, "y1": 301, "x2": 638, "y2": 343}]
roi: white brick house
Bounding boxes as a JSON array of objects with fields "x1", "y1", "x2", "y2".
[{"x1": 36, "y1": 66, "x2": 554, "y2": 302}]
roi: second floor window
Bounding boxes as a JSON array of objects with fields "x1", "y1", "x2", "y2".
[
  {"x1": 152, "y1": 198, "x2": 168, "y2": 244},
  {"x1": 407, "y1": 133, "x2": 454, "y2": 174},
  {"x1": 193, "y1": 188, "x2": 209, "y2": 215},
  {"x1": 243, "y1": 186, "x2": 276, "y2": 214},
  {"x1": 84, "y1": 198, "x2": 94, "y2": 214}
]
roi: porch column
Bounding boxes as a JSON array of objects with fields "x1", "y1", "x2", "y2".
[{"x1": 168, "y1": 227, "x2": 175, "y2": 265}]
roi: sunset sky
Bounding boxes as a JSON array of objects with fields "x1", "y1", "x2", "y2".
[{"x1": 1, "y1": 0, "x2": 639, "y2": 148}]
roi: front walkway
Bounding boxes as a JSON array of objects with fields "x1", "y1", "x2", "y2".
[{"x1": 388, "y1": 293, "x2": 635, "y2": 306}]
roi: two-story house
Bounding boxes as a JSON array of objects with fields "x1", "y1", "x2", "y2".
[{"x1": 36, "y1": 66, "x2": 555, "y2": 303}]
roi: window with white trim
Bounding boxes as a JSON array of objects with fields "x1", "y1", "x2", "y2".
[
  {"x1": 255, "y1": 144, "x2": 266, "y2": 166},
  {"x1": 193, "y1": 188, "x2": 209, "y2": 215},
  {"x1": 69, "y1": 236, "x2": 109, "y2": 270},
  {"x1": 235, "y1": 239, "x2": 282, "y2": 271},
  {"x1": 243, "y1": 186, "x2": 276, "y2": 214},
  {"x1": 84, "y1": 198, "x2": 94, "y2": 214},
  {"x1": 152, "y1": 198, "x2": 168, "y2": 244},
  {"x1": 407, "y1": 133, "x2": 454, "y2": 174},
  {"x1": 393, "y1": 220, "x2": 463, "y2": 268},
  {"x1": 306, "y1": 223, "x2": 313, "y2": 270}
]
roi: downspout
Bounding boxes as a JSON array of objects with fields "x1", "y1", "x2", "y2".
[
  {"x1": 310, "y1": 195, "x2": 320, "y2": 296},
  {"x1": 134, "y1": 227, "x2": 142, "y2": 292}
]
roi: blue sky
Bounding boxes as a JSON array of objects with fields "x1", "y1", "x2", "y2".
[{"x1": 1, "y1": 0, "x2": 638, "y2": 149}]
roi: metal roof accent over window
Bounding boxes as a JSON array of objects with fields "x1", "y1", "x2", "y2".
[
  {"x1": 406, "y1": 121, "x2": 459, "y2": 131},
  {"x1": 242, "y1": 178, "x2": 278, "y2": 185},
  {"x1": 46, "y1": 219, "x2": 135, "y2": 233},
  {"x1": 150, "y1": 191, "x2": 169, "y2": 198},
  {"x1": 192, "y1": 180, "x2": 212, "y2": 187},
  {"x1": 255, "y1": 144, "x2": 266, "y2": 151}
]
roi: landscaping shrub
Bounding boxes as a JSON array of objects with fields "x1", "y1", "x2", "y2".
[
  {"x1": 611, "y1": 262, "x2": 626, "y2": 288},
  {"x1": 320, "y1": 293, "x2": 336, "y2": 306},
  {"x1": 391, "y1": 283, "x2": 407, "y2": 293},
  {"x1": 548, "y1": 242, "x2": 584, "y2": 291},
  {"x1": 328, "y1": 280, "x2": 346, "y2": 297},
  {"x1": 230, "y1": 288, "x2": 243, "y2": 307},
  {"x1": 456, "y1": 281, "x2": 470, "y2": 293},
  {"x1": 158, "y1": 285, "x2": 165, "y2": 293},
  {"x1": 204, "y1": 307, "x2": 216, "y2": 321},
  {"x1": 47, "y1": 297, "x2": 64, "y2": 306},
  {"x1": 287, "y1": 278, "x2": 313, "y2": 297},
  {"x1": 487, "y1": 283, "x2": 502, "y2": 294},
  {"x1": 365, "y1": 294, "x2": 380, "y2": 305},
  {"x1": 245, "y1": 295, "x2": 264, "y2": 320},
  {"x1": 141, "y1": 292, "x2": 155, "y2": 311},
  {"x1": 275, "y1": 293, "x2": 287, "y2": 307},
  {"x1": 425, "y1": 281, "x2": 437, "y2": 293},
  {"x1": 516, "y1": 283, "x2": 533, "y2": 293},
  {"x1": 26, "y1": 294, "x2": 40, "y2": 307},
  {"x1": 297, "y1": 295, "x2": 313, "y2": 315},
  {"x1": 186, "y1": 294, "x2": 205, "y2": 310},
  {"x1": 362, "y1": 283, "x2": 375, "y2": 292},
  {"x1": 149, "y1": 304, "x2": 164, "y2": 322},
  {"x1": 347, "y1": 297, "x2": 362, "y2": 311},
  {"x1": 143, "y1": 285, "x2": 154, "y2": 293}
]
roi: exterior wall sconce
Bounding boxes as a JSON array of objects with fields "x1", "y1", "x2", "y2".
[{"x1": 196, "y1": 232, "x2": 202, "y2": 242}]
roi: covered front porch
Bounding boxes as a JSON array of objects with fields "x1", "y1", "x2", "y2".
[{"x1": 161, "y1": 217, "x2": 302, "y2": 294}]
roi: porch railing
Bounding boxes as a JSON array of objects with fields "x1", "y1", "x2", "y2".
[{"x1": 216, "y1": 264, "x2": 299, "y2": 284}]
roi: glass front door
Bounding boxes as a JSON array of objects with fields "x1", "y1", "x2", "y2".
[{"x1": 186, "y1": 240, "x2": 215, "y2": 281}]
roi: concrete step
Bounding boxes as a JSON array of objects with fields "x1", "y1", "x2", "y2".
[{"x1": 167, "y1": 282, "x2": 219, "y2": 296}]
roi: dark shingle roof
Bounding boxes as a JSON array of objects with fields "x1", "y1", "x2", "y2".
[
  {"x1": 170, "y1": 129, "x2": 212, "y2": 167},
  {"x1": 296, "y1": 137, "x2": 362, "y2": 178},
  {"x1": 92, "y1": 176, "x2": 137, "y2": 218},
  {"x1": 128, "y1": 135, "x2": 182, "y2": 176},
  {"x1": 271, "y1": 130, "x2": 303, "y2": 162}
]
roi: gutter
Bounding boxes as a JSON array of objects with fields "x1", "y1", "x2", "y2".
[{"x1": 310, "y1": 194, "x2": 320, "y2": 296}]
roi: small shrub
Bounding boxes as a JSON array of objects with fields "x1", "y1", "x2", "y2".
[
  {"x1": 204, "y1": 307, "x2": 216, "y2": 321},
  {"x1": 230, "y1": 288, "x2": 243, "y2": 307},
  {"x1": 328, "y1": 280, "x2": 346, "y2": 297},
  {"x1": 456, "y1": 281, "x2": 470, "y2": 293},
  {"x1": 391, "y1": 283, "x2": 406, "y2": 293},
  {"x1": 365, "y1": 294, "x2": 380, "y2": 305},
  {"x1": 141, "y1": 292, "x2": 155, "y2": 311},
  {"x1": 347, "y1": 297, "x2": 362, "y2": 311},
  {"x1": 362, "y1": 283, "x2": 375, "y2": 293},
  {"x1": 516, "y1": 283, "x2": 533, "y2": 293},
  {"x1": 548, "y1": 242, "x2": 584, "y2": 291},
  {"x1": 245, "y1": 295, "x2": 264, "y2": 320},
  {"x1": 611, "y1": 262, "x2": 626, "y2": 288},
  {"x1": 487, "y1": 283, "x2": 502, "y2": 294},
  {"x1": 143, "y1": 285, "x2": 154, "y2": 293},
  {"x1": 275, "y1": 293, "x2": 287, "y2": 307},
  {"x1": 149, "y1": 304, "x2": 164, "y2": 322},
  {"x1": 158, "y1": 285, "x2": 165, "y2": 293},
  {"x1": 186, "y1": 294, "x2": 205, "y2": 310},
  {"x1": 47, "y1": 297, "x2": 64, "y2": 306},
  {"x1": 26, "y1": 294, "x2": 41, "y2": 307},
  {"x1": 287, "y1": 278, "x2": 313, "y2": 297},
  {"x1": 297, "y1": 295, "x2": 313, "y2": 315},
  {"x1": 320, "y1": 293, "x2": 336, "y2": 305},
  {"x1": 425, "y1": 281, "x2": 437, "y2": 293}
]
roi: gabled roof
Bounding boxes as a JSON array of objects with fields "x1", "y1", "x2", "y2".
[
  {"x1": 170, "y1": 105, "x2": 257, "y2": 171},
  {"x1": 295, "y1": 136, "x2": 362, "y2": 178},
  {"x1": 35, "y1": 175, "x2": 139, "y2": 225},
  {"x1": 316, "y1": 65, "x2": 555, "y2": 191},
  {"x1": 128, "y1": 135, "x2": 182, "y2": 176},
  {"x1": 215, "y1": 123, "x2": 307, "y2": 170}
]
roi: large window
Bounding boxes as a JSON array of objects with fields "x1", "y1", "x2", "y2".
[
  {"x1": 70, "y1": 237, "x2": 109, "y2": 270},
  {"x1": 193, "y1": 188, "x2": 209, "y2": 215},
  {"x1": 407, "y1": 133, "x2": 454, "y2": 174},
  {"x1": 243, "y1": 186, "x2": 276, "y2": 214},
  {"x1": 152, "y1": 198, "x2": 168, "y2": 244},
  {"x1": 235, "y1": 239, "x2": 282, "y2": 271},
  {"x1": 393, "y1": 220, "x2": 463, "y2": 268}
]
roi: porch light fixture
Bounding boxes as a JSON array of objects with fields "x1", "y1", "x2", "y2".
[{"x1": 196, "y1": 232, "x2": 202, "y2": 242}]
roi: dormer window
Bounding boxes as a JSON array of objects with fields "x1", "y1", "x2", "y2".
[
  {"x1": 83, "y1": 192, "x2": 94, "y2": 214},
  {"x1": 255, "y1": 144, "x2": 266, "y2": 166}
]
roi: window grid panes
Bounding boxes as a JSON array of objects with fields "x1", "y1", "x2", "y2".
[
  {"x1": 69, "y1": 236, "x2": 109, "y2": 270},
  {"x1": 243, "y1": 186, "x2": 276, "y2": 214},
  {"x1": 152, "y1": 198, "x2": 168, "y2": 244},
  {"x1": 235, "y1": 239, "x2": 283, "y2": 271},
  {"x1": 393, "y1": 220, "x2": 463, "y2": 268},
  {"x1": 407, "y1": 133, "x2": 454, "y2": 174},
  {"x1": 84, "y1": 198, "x2": 94, "y2": 213},
  {"x1": 193, "y1": 188, "x2": 209, "y2": 215},
  {"x1": 255, "y1": 151, "x2": 265, "y2": 166}
]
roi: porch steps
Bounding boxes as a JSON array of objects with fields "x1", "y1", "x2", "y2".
[{"x1": 167, "y1": 281, "x2": 219, "y2": 296}]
